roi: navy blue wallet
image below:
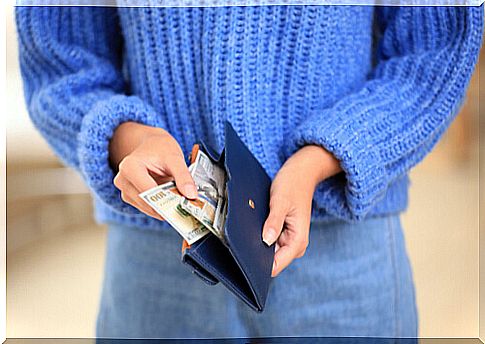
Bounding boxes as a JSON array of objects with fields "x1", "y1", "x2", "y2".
[{"x1": 181, "y1": 121, "x2": 275, "y2": 312}]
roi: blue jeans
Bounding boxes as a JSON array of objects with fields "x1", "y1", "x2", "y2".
[{"x1": 96, "y1": 216, "x2": 418, "y2": 338}]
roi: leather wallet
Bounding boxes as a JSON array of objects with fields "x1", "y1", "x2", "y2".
[{"x1": 181, "y1": 121, "x2": 275, "y2": 312}]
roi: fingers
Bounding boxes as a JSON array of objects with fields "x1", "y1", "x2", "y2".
[
  {"x1": 114, "y1": 172, "x2": 164, "y2": 220},
  {"x1": 262, "y1": 197, "x2": 290, "y2": 246},
  {"x1": 118, "y1": 156, "x2": 158, "y2": 192},
  {"x1": 271, "y1": 245, "x2": 292, "y2": 277},
  {"x1": 112, "y1": 129, "x2": 196, "y2": 219},
  {"x1": 164, "y1": 155, "x2": 197, "y2": 199},
  {"x1": 148, "y1": 171, "x2": 173, "y2": 186},
  {"x1": 271, "y1": 235, "x2": 308, "y2": 277}
]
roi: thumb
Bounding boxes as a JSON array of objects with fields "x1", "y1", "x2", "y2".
[
  {"x1": 262, "y1": 198, "x2": 289, "y2": 246},
  {"x1": 165, "y1": 156, "x2": 198, "y2": 199}
]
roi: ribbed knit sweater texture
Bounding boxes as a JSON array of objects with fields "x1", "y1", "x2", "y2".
[{"x1": 16, "y1": 5, "x2": 483, "y2": 230}]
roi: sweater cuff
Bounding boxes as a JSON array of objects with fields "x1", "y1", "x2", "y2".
[
  {"x1": 78, "y1": 95, "x2": 165, "y2": 215},
  {"x1": 285, "y1": 105, "x2": 389, "y2": 221}
]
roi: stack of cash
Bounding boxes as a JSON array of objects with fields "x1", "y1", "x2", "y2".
[{"x1": 140, "y1": 149, "x2": 228, "y2": 245}]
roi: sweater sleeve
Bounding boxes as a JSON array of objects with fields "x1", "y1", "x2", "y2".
[
  {"x1": 16, "y1": 6, "x2": 165, "y2": 215},
  {"x1": 286, "y1": 6, "x2": 484, "y2": 221}
]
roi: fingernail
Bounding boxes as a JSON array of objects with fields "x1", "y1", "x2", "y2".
[
  {"x1": 184, "y1": 184, "x2": 198, "y2": 199},
  {"x1": 272, "y1": 260, "x2": 277, "y2": 276},
  {"x1": 263, "y1": 228, "x2": 277, "y2": 246}
]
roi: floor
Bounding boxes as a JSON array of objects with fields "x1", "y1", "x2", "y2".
[{"x1": 7, "y1": 225, "x2": 107, "y2": 338}]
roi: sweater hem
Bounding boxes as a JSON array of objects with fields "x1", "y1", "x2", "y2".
[{"x1": 93, "y1": 177, "x2": 409, "y2": 231}]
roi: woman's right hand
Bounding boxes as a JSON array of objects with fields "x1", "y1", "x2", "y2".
[{"x1": 109, "y1": 121, "x2": 197, "y2": 219}]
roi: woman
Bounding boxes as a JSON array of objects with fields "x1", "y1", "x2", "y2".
[{"x1": 16, "y1": 4, "x2": 483, "y2": 338}]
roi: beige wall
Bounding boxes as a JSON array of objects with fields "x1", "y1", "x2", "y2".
[{"x1": 6, "y1": 6, "x2": 482, "y2": 338}]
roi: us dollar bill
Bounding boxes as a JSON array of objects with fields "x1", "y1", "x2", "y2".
[
  {"x1": 213, "y1": 194, "x2": 227, "y2": 235},
  {"x1": 191, "y1": 150, "x2": 226, "y2": 202},
  {"x1": 182, "y1": 150, "x2": 228, "y2": 239},
  {"x1": 140, "y1": 182, "x2": 209, "y2": 245},
  {"x1": 180, "y1": 197, "x2": 223, "y2": 240}
]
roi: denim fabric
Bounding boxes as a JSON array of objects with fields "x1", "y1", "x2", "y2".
[{"x1": 96, "y1": 216, "x2": 417, "y2": 338}]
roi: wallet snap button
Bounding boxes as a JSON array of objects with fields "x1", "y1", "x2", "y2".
[{"x1": 248, "y1": 199, "x2": 255, "y2": 209}]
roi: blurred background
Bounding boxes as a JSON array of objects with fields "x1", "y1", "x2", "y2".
[{"x1": 5, "y1": 6, "x2": 484, "y2": 339}]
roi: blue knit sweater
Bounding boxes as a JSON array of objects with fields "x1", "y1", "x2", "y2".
[{"x1": 16, "y1": 5, "x2": 483, "y2": 230}]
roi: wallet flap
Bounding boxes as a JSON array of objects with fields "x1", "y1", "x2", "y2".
[
  {"x1": 182, "y1": 239, "x2": 219, "y2": 286},
  {"x1": 182, "y1": 234, "x2": 260, "y2": 311},
  {"x1": 223, "y1": 121, "x2": 274, "y2": 310}
]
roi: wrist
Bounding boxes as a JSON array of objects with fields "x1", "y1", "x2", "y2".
[
  {"x1": 109, "y1": 121, "x2": 165, "y2": 168},
  {"x1": 291, "y1": 145, "x2": 342, "y2": 187}
]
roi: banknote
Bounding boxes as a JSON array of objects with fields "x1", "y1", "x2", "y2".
[
  {"x1": 191, "y1": 150, "x2": 226, "y2": 205},
  {"x1": 182, "y1": 150, "x2": 228, "y2": 238},
  {"x1": 180, "y1": 197, "x2": 223, "y2": 240},
  {"x1": 140, "y1": 182, "x2": 209, "y2": 245},
  {"x1": 140, "y1": 150, "x2": 229, "y2": 245},
  {"x1": 214, "y1": 189, "x2": 228, "y2": 235}
]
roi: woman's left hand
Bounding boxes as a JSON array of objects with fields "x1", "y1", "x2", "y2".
[{"x1": 262, "y1": 145, "x2": 342, "y2": 277}]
